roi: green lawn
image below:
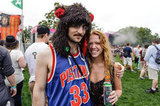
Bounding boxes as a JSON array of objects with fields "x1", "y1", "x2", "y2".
[
  {"x1": 115, "y1": 55, "x2": 160, "y2": 106},
  {"x1": 22, "y1": 55, "x2": 160, "y2": 106},
  {"x1": 22, "y1": 68, "x2": 31, "y2": 106}
]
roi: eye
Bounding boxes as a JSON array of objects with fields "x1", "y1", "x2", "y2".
[
  {"x1": 83, "y1": 25, "x2": 88, "y2": 30},
  {"x1": 95, "y1": 42, "x2": 100, "y2": 45},
  {"x1": 88, "y1": 42, "x2": 93, "y2": 46}
]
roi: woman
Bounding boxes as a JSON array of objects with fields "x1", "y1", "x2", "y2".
[
  {"x1": 4, "y1": 35, "x2": 26, "y2": 106},
  {"x1": 87, "y1": 30, "x2": 122, "y2": 106}
]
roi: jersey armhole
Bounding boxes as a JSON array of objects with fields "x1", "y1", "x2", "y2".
[{"x1": 47, "y1": 44, "x2": 56, "y2": 83}]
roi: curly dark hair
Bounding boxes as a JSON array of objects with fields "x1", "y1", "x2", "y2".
[{"x1": 52, "y1": 3, "x2": 92, "y2": 57}]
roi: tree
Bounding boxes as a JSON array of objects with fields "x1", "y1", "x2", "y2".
[
  {"x1": 117, "y1": 26, "x2": 160, "y2": 46},
  {"x1": 38, "y1": 2, "x2": 60, "y2": 29},
  {"x1": 92, "y1": 23, "x2": 103, "y2": 31},
  {"x1": 23, "y1": 26, "x2": 32, "y2": 43},
  {"x1": 137, "y1": 27, "x2": 153, "y2": 45}
]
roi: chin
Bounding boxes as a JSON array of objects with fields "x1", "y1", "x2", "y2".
[{"x1": 91, "y1": 54, "x2": 98, "y2": 58}]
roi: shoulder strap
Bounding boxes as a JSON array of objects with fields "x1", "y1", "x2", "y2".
[
  {"x1": 68, "y1": 52, "x2": 86, "y2": 83},
  {"x1": 154, "y1": 45, "x2": 160, "y2": 51}
]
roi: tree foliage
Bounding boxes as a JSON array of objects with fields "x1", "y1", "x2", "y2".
[
  {"x1": 23, "y1": 26, "x2": 32, "y2": 43},
  {"x1": 38, "y1": 2, "x2": 60, "y2": 29},
  {"x1": 117, "y1": 26, "x2": 159, "y2": 46}
]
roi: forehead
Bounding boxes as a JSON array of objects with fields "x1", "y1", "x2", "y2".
[{"x1": 89, "y1": 34, "x2": 100, "y2": 42}]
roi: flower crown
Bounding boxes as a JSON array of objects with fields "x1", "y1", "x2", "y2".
[{"x1": 54, "y1": 8, "x2": 94, "y2": 22}]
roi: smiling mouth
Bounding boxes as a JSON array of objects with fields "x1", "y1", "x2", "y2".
[{"x1": 91, "y1": 50, "x2": 98, "y2": 54}]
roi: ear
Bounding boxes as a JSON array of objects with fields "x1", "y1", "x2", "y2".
[{"x1": 44, "y1": 33, "x2": 49, "y2": 38}]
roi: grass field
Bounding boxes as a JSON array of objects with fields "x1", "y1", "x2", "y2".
[{"x1": 22, "y1": 55, "x2": 160, "y2": 106}]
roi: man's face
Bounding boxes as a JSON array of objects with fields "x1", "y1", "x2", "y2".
[{"x1": 68, "y1": 24, "x2": 87, "y2": 43}]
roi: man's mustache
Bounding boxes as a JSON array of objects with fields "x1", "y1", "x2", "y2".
[{"x1": 74, "y1": 33, "x2": 83, "y2": 37}]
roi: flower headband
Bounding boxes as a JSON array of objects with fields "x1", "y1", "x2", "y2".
[{"x1": 54, "y1": 8, "x2": 94, "y2": 22}]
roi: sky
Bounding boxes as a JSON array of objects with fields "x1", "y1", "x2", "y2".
[{"x1": 0, "y1": 0, "x2": 160, "y2": 35}]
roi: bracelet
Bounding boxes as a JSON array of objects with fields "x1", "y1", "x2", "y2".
[{"x1": 11, "y1": 86, "x2": 16, "y2": 89}]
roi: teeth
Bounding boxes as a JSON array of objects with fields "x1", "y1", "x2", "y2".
[{"x1": 91, "y1": 50, "x2": 97, "y2": 54}]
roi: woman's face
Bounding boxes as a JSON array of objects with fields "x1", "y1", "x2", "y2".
[{"x1": 88, "y1": 34, "x2": 103, "y2": 58}]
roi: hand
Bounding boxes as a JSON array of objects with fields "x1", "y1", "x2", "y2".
[
  {"x1": 10, "y1": 88, "x2": 17, "y2": 97},
  {"x1": 108, "y1": 91, "x2": 118, "y2": 105},
  {"x1": 114, "y1": 62, "x2": 124, "y2": 78}
]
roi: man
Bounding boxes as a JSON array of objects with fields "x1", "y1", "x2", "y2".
[
  {"x1": 33, "y1": 3, "x2": 93, "y2": 106},
  {"x1": 0, "y1": 46, "x2": 17, "y2": 106},
  {"x1": 123, "y1": 43, "x2": 135, "y2": 72},
  {"x1": 25, "y1": 25, "x2": 50, "y2": 101},
  {"x1": 145, "y1": 39, "x2": 160, "y2": 93},
  {"x1": 33, "y1": 3, "x2": 124, "y2": 106}
]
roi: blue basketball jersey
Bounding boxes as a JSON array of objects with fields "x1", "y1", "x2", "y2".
[{"x1": 46, "y1": 45, "x2": 92, "y2": 106}]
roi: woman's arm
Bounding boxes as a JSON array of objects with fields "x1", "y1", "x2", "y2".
[
  {"x1": 108, "y1": 64, "x2": 122, "y2": 105},
  {"x1": 18, "y1": 56, "x2": 26, "y2": 68}
]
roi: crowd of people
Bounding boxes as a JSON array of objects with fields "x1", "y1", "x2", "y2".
[
  {"x1": 0, "y1": 2, "x2": 159, "y2": 106},
  {"x1": 112, "y1": 39, "x2": 160, "y2": 94}
]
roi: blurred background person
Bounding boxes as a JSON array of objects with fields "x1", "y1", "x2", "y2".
[
  {"x1": 139, "y1": 44, "x2": 149, "y2": 79},
  {"x1": 0, "y1": 45, "x2": 17, "y2": 106},
  {"x1": 4, "y1": 35, "x2": 26, "y2": 106},
  {"x1": 144, "y1": 39, "x2": 160, "y2": 93},
  {"x1": 0, "y1": 40, "x2": 5, "y2": 46},
  {"x1": 25, "y1": 25, "x2": 50, "y2": 104},
  {"x1": 123, "y1": 43, "x2": 135, "y2": 72},
  {"x1": 134, "y1": 45, "x2": 142, "y2": 70}
]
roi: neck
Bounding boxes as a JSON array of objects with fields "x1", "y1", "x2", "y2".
[
  {"x1": 92, "y1": 54, "x2": 104, "y2": 64},
  {"x1": 36, "y1": 38, "x2": 45, "y2": 43},
  {"x1": 68, "y1": 41, "x2": 79, "y2": 55}
]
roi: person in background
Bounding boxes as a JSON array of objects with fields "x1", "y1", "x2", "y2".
[
  {"x1": 144, "y1": 39, "x2": 160, "y2": 93},
  {"x1": 4, "y1": 35, "x2": 26, "y2": 106},
  {"x1": 134, "y1": 45, "x2": 142, "y2": 70},
  {"x1": 87, "y1": 30, "x2": 122, "y2": 106},
  {"x1": 25, "y1": 25, "x2": 50, "y2": 103},
  {"x1": 139, "y1": 44, "x2": 149, "y2": 79},
  {"x1": 123, "y1": 43, "x2": 135, "y2": 72},
  {"x1": 0, "y1": 40, "x2": 5, "y2": 46},
  {"x1": 119, "y1": 47, "x2": 124, "y2": 64},
  {"x1": 0, "y1": 45, "x2": 17, "y2": 106}
]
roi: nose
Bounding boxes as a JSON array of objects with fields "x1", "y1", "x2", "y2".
[
  {"x1": 90, "y1": 43, "x2": 96, "y2": 49},
  {"x1": 77, "y1": 26, "x2": 85, "y2": 34}
]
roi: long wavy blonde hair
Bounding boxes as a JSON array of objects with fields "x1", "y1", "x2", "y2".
[{"x1": 87, "y1": 30, "x2": 113, "y2": 75}]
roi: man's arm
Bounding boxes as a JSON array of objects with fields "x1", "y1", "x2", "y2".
[
  {"x1": 33, "y1": 48, "x2": 49, "y2": 106},
  {"x1": 2, "y1": 48, "x2": 17, "y2": 97},
  {"x1": 144, "y1": 46, "x2": 152, "y2": 62},
  {"x1": 7, "y1": 74, "x2": 17, "y2": 97},
  {"x1": 130, "y1": 48, "x2": 134, "y2": 60}
]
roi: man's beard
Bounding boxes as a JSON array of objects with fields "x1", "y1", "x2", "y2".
[{"x1": 68, "y1": 37, "x2": 79, "y2": 43}]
